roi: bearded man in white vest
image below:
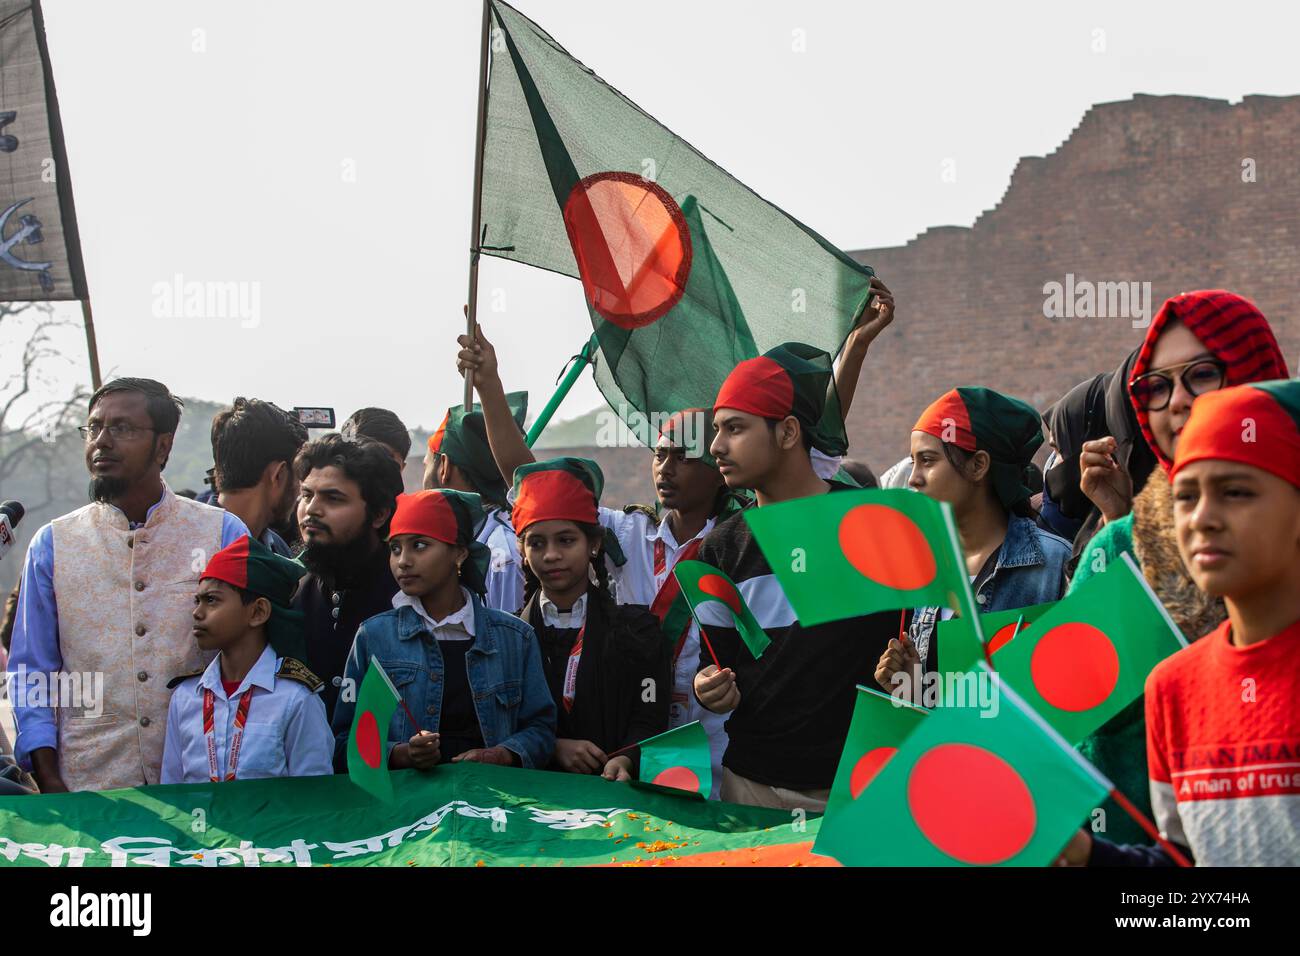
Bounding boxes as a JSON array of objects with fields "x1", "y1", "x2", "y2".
[{"x1": 6, "y1": 378, "x2": 247, "y2": 792}]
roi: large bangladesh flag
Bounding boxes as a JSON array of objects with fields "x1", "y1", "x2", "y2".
[
  {"x1": 479, "y1": 0, "x2": 876, "y2": 447},
  {"x1": 815, "y1": 666, "x2": 1111, "y2": 867},
  {"x1": 990, "y1": 553, "x2": 1187, "y2": 746},
  {"x1": 744, "y1": 489, "x2": 985, "y2": 666},
  {"x1": 0, "y1": 762, "x2": 833, "y2": 868}
]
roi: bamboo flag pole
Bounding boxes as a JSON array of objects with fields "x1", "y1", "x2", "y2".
[
  {"x1": 462, "y1": 0, "x2": 493, "y2": 410},
  {"x1": 79, "y1": 299, "x2": 101, "y2": 390}
]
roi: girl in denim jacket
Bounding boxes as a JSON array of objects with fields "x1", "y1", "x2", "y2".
[
  {"x1": 876, "y1": 388, "x2": 1072, "y2": 695},
  {"x1": 331, "y1": 490, "x2": 555, "y2": 772}
]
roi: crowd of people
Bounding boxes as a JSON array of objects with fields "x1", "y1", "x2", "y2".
[{"x1": 1, "y1": 281, "x2": 1297, "y2": 867}]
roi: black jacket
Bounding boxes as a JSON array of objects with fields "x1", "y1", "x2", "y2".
[
  {"x1": 521, "y1": 587, "x2": 671, "y2": 775},
  {"x1": 292, "y1": 542, "x2": 399, "y2": 720}
]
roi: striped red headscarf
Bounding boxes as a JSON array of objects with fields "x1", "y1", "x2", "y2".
[{"x1": 1130, "y1": 290, "x2": 1290, "y2": 473}]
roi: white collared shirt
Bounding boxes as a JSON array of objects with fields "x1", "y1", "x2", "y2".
[
  {"x1": 392, "y1": 586, "x2": 477, "y2": 641},
  {"x1": 539, "y1": 591, "x2": 587, "y2": 629},
  {"x1": 598, "y1": 505, "x2": 716, "y2": 606},
  {"x1": 479, "y1": 507, "x2": 525, "y2": 614},
  {"x1": 160, "y1": 644, "x2": 333, "y2": 783}
]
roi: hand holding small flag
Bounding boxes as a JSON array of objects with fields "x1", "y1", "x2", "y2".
[
  {"x1": 401, "y1": 730, "x2": 441, "y2": 771},
  {"x1": 874, "y1": 633, "x2": 921, "y2": 697},
  {"x1": 693, "y1": 664, "x2": 740, "y2": 714}
]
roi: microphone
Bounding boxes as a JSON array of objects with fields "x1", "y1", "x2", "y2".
[{"x1": 0, "y1": 500, "x2": 25, "y2": 563}]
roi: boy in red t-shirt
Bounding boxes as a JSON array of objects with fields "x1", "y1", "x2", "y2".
[{"x1": 1066, "y1": 379, "x2": 1300, "y2": 866}]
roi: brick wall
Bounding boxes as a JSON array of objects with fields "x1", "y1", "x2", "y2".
[{"x1": 844, "y1": 93, "x2": 1300, "y2": 475}]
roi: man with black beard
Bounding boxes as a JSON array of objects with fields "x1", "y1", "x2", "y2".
[
  {"x1": 6, "y1": 378, "x2": 246, "y2": 792},
  {"x1": 290, "y1": 434, "x2": 403, "y2": 720}
]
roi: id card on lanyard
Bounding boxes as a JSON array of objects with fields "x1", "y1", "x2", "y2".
[
  {"x1": 561, "y1": 623, "x2": 585, "y2": 714},
  {"x1": 203, "y1": 687, "x2": 253, "y2": 782}
]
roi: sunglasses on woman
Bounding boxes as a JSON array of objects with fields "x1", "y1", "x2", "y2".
[{"x1": 1128, "y1": 358, "x2": 1227, "y2": 411}]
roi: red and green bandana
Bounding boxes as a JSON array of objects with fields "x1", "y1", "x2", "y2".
[
  {"x1": 201, "y1": 535, "x2": 307, "y2": 658},
  {"x1": 913, "y1": 389, "x2": 976, "y2": 452},
  {"x1": 511, "y1": 457, "x2": 604, "y2": 534},
  {"x1": 427, "y1": 411, "x2": 450, "y2": 456},
  {"x1": 912, "y1": 387, "x2": 1044, "y2": 511},
  {"x1": 426, "y1": 392, "x2": 528, "y2": 505},
  {"x1": 712, "y1": 343, "x2": 847, "y2": 456},
  {"x1": 389, "y1": 490, "x2": 493, "y2": 596},
  {"x1": 390, "y1": 489, "x2": 486, "y2": 546},
  {"x1": 656, "y1": 407, "x2": 716, "y2": 462},
  {"x1": 510, "y1": 457, "x2": 627, "y2": 567},
  {"x1": 1171, "y1": 379, "x2": 1300, "y2": 489},
  {"x1": 1130, "y1": 290, "x2": 1290, "y2": 473}
]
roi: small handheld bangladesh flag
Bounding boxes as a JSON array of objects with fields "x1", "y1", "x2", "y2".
[
  {"x1": 744, "y1": 489, "x2": 984, "y2": 667},
  {"x1": 815, "y1": 665, "x2": 1111, "y2": 867},
  {"x1": 817, "y1": 685, "x2": 927, "y2": 836},
  {"x1": 347, "y1": 660, "x2": 402, "y2": 802},
  {"x1": 631, "y1": 721, "x2": 712, "y2": 799},
  {"x1": 673, "y1": 559, "x2": 771, "y2": 660},
  {"x1": 937, "y1": 601, "x2": 1057, "y2": 667},
  {"x1": 990, "y1": 552, "x2": 1187, "y2": 746},
  {"x1": 647, "y1": 538, "x2": 704, "y2": 653}
]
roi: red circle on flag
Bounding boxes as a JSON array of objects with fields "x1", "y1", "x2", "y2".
[
  {"x1": 356, "y1": 710, "x2": 382, "y2": 769},
  {"x1": 907, "y1": 743, "x2": 1036, "y2": 864},
  {"x1": 1030, "y1": 623, "x2": 1120, "y2": 712},
  {"x1": 652, "y1": 766, "x2": 701, "y2": 793},
  {"x1": 563, "y1": 171, "x2": 692, "y2": 330},
  {"x1": 987, "y1": 620, "x2": 1024, "y2": 656},
  {"x1": 838, "y1": 504, "x2": 937, "y2": 590},
  {"x1": 698, "y1": 573, "x2": 742, "y2": 614},
  {"x1": 849, "y1": 746, "x2": 897, "y2": 798}
]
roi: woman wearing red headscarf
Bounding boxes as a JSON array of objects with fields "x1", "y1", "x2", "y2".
[{"x1": 1070, "y1": 289, "x2": 1290, "y2": 844}]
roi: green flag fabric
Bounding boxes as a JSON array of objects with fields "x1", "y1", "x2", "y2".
[
  {"x1": 990, "y1": 553, "x2": 1187, "y2": 746},
  {"x1": 817, "y1": 685, "x2": 928, "y2": 837},
  {"x1": 347, "y1": 660, "x2": 402, "y2": 802},
  {"x1": 936, "y1": 600, "x2": 1057, "y2": 668},
  {"x1": 743, "y1": 489, "x2": 985, "y2": 663},
  {"x1": 633, "y1": 721, "x2": 712, "y2": 798},
  {"x1": 479, "y1": 0, "x2": 875, "y2": 448},
  {"x1": 816, "y1": 665, "x2": 1112, "y2": 867},
  {"x1": 673, "y1": 558, "x2": 771, "y2": 659},
  {"x1": 0, "y1": 762, "x2": 828, "y2": 868}
]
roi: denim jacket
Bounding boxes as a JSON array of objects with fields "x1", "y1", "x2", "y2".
[
  {"x1": 912, "y1": 515, "x2": 1072, "y2": 667},
  {"x1": 330, "y1": 592, "x2": 556, "y2": 770}
]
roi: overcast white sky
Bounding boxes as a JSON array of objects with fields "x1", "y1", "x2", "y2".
[{"x1": 11, "y1": 0, "x2": 1300, "y2": 432}]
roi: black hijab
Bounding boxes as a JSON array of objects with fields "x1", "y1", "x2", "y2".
[
  {"x1": 1104, "y1": 347, "x2": 1157, "y2": 495},
  {"x1": 1044, "y1": 373, "x2": 1111, "y2": 520},
  {"x1": 1044, "y1": 347, "x2": 1157, "y2": 522}
]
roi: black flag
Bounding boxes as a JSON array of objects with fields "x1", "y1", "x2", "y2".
[{"x1": 0, "y1": 0, "x2": 86, "y2": 301}]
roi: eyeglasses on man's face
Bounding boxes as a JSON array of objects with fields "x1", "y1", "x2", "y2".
[{"x1": 77, "y1": 423, "x2": 156, "y2": 442}]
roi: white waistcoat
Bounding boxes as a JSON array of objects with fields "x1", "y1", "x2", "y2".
[{"x1": 50, "y1": 486, "x2": 226, "y2": 791}]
